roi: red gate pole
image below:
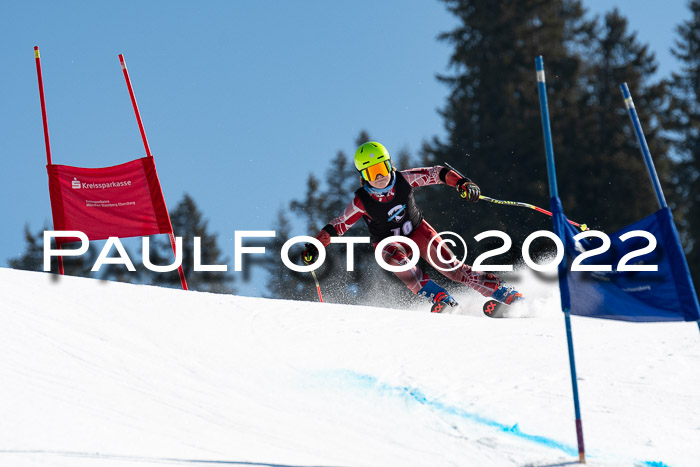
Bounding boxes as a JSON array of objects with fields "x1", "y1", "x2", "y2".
[
  {"x1": 34, "y1": 46, "x2": 64, "y2": 275},
  {"x1": 119, "y1": 54, "x2": 188, "y2": 291}
]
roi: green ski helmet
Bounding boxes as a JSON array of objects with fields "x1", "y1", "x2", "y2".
[{"x1": 354, "y1": 141, "x2": 393, "y2": 181}]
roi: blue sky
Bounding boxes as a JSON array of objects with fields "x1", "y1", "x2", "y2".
[{"x1": 0, "y1": 0, "x2": 691, "y2": 297}]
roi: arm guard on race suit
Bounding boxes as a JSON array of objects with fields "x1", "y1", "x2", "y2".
[{"x1": 401, "y1": 166, "x2": 463, "y2": 189}]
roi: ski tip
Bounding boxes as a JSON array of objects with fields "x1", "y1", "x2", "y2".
[{"x1": 482, "y1": 299, "x2": 507, "y2": 318}]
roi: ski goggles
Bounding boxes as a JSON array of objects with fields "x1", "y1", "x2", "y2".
[{"x1": 360, "y1": 160, "x2": 393, "y2": 181}]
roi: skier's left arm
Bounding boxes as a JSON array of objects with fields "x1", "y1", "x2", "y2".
[
  {"x1": 301, "y1": 196, "x2": 366, "y2": 265},
  {"x1": 401, "y1": 166, "x2": 481, "y2": 202}
]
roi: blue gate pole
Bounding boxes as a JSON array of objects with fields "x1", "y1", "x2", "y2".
[
  {"x1": 620, "y1": 83, "x2": 667, "y2": 208},
  {"x1": 536, "y1": 56, "x2": 586, "y2": 464},
  {"x1": 621, "y1": 83, "x2": 700, "y2": 334}
]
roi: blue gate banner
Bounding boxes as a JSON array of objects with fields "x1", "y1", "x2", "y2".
[{"x1": 551, "y1": 197, "x2": 700, "y2": 322}]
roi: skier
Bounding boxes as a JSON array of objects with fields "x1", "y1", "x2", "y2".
[{"x1": 301, "y1": 141, "x2": 523, "y2": 311}]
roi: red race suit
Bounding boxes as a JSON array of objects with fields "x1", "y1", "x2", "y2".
[{"x1": 313, "y1": 166, "x2": 499, "y2": 296}]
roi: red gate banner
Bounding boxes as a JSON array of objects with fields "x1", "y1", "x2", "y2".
[{"x1": 47, "y1": 157, "x2": 173, "y2": 245}]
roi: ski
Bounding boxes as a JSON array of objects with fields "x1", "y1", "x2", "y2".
[
  {"x1": 482, "y1": 299, "x2": 509, "y2": 318},
  {"x1": 431, "y1": 299, "x2": 523, "y2": 316},
  {"x1": 430, "y1": 301, "x2": 449, "y2": 313}
]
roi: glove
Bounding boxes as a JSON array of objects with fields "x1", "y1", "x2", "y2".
[
  {"x1": 456, "y1": 178, "x2": 480, "y2": 202},
  {"x1": 301, "y1": 243, "x2": 319, "y2": 265}
]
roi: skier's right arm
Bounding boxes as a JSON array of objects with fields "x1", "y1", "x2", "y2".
[{"x1": 302, "y1": 197, "x2": 366, "y2": 265}]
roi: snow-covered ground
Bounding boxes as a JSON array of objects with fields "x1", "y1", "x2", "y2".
[{"x1": 0, "y1": 266, "x2": 698, "y2": 467}]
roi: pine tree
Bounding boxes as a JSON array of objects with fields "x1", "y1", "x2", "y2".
[
  {"x1": 355, "y1": 130, "x2": 371, "y2": 149},
  {"x1": 149, "y1": 194, "x2": 235, "y2": 293},
  {"x1": 425, "y1": 0, "x2": 669, "y2": 268},
  {"x1": 394, "y1": 146, "x2": 414, "y2": 172},
  {"x1": 667, "y1": 0, "x2": 700, "y2": 282},
  {"x1": 9, "y1": 223, "x2": 98, "y2": 277},
  {"x1": 8, "y1": 225, "x2": 45, "y2": 272},
  {"x1": 564, "y1": 9, "x2": 668, "y2": 230},
  {"x1": 263, "y1": 209, "x2": 309, "y2": 300},
  {"x1": 290, "y1": 174, "x2": 324, "y2": 234},
  {"x1": 424, "y1": 0, "x2": 597, "y2": 264}
]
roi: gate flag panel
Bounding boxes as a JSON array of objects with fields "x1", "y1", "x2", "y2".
[{"x1": 47, "y1": 157, "x2": 173, "y2": 246}]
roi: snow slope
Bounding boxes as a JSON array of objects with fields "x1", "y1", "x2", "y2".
[{"x1": 0, "y1": 267, "x2": 698, "y2": 467}]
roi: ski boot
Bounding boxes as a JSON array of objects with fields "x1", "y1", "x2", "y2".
[
  {"x1": 490, "y1": 281, "x2": 523, "y2": 305},
  {"x1": 418, "y1": 280, "x2": 458, "y2": 313}
]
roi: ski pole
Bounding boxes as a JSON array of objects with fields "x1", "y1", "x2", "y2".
[
  {"x1": 479, "y1": 195, "x2": 588, "y2": 231},
  {"x1": 444, "y1": 162, "x2": 588, "y2": 231},
  {"x1": 310, "y1": 270, "x2": 324, "y2": 302}
]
